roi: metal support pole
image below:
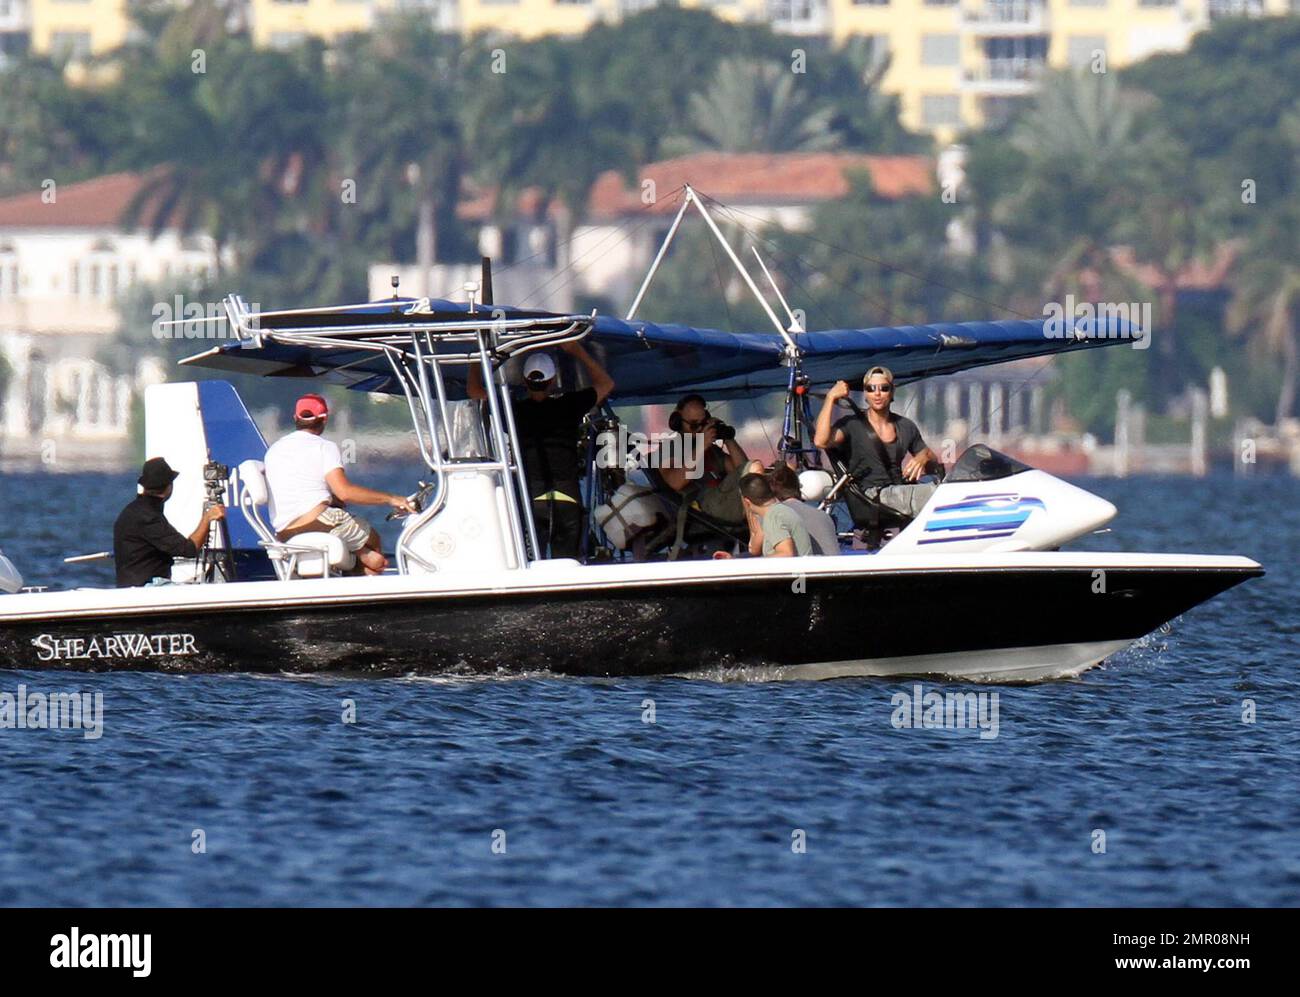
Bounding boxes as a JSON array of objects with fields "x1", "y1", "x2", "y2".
[
  {"x1": 686, "y1": 186, "x2": 795, "y2": 349},
  {"x1": 625, "y1": 193, "x2": 693, "y2": 321}
]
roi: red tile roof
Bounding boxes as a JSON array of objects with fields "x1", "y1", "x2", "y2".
[
  {"x1": 0, "y1": 171, "x2": 186, "y2": 230},
  {"x1": 588, "y1": 153, "x2": 933, "y2": 220},
  {"x1": 458, "y1": 152, "x2": 934, "y2": 223}
]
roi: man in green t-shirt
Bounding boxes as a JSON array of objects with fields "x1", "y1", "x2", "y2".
[{"x1": 741, "y1": 472, "x2": 813, "y2": 557}]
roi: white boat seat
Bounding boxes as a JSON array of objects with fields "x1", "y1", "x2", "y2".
[
  {"x1": 237, "y1": 459, "x2": 356, "y2": 579},
  {"x1": 269, "y1": 532, "x2": 354, "y2": 578}
]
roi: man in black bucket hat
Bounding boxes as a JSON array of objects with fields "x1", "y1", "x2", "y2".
[{"x1": 112, "y1": 457, "x2": 225, "y2": 587}]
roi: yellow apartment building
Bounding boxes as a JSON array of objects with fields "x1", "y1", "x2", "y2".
[{"x1": 17, "y1": 0, "x2": 1298, "y2": 138}]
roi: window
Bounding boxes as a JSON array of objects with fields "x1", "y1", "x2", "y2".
[
  {"x1": 851, "y1": 0, "x2": 890, "y2": 6},
  {"x1": 921, "y1": 34, "x2": 961, "y2": 67},
  {"x1": 921, "y1": 94, "x2": 962, "y2": 128},
  {"x1": 768, "y1": 0, "x2": 822, "y2": 21},
  {"x1": 1067, "y1": 36, "x2": 1106, "y2": 68},
  {"x1": 1067, "y1": 0, "x2": 1105, "y2": 6},
  {"x1": 1207, "y1": 0, "x2": 1263, "y2": 16}
]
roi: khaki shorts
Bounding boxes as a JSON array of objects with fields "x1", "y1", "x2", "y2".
[{"x1": 278, "y1": 507, "x2": 374, "y2": 552}]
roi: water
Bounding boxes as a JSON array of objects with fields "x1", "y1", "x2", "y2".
[{"x1": 0, "y1": 468, "x2": 1297, "y2": 906}]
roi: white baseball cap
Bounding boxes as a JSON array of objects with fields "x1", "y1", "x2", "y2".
[{"x1": 523, "y1": 353, "x2": 557, "y2": 385}]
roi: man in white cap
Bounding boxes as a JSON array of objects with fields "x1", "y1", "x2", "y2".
[
  {"x1": 470, "y1": 340, "x2": 614, "y2": 558},
  {"x1": 263, "y1": 392, "x2": 415, "y2": 575}
]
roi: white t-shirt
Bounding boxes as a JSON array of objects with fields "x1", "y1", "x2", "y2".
[{"x1": 264, "y1": 430, "x2": 344, "y2": 531}]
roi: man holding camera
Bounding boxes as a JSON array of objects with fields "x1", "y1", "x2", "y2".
[
  {"x1": 470, "y1": 340, "x2": 615, "y2": 559},
  {"x1": 113, "y1": 457, "x2": 225, "y2": 587},
  {"x1": 659, "y1": 394, "x2": 760, "y2": 527}
]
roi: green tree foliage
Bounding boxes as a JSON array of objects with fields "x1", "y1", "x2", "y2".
[
  {"x1": 4, "y1": 5, "x2": 1296, "y2": 435},
  {"x1": 669, "y1": 57, "x2": 842, "y2": 155},
  {"x1": 0, "y1": 56, "x2": 128, "y2": 195}
]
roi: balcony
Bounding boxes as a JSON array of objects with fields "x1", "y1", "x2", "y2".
[
  {"x1": 962, "y1": 1, "x2": 1049, "y2": 36},
  {"x1": 1206, "y1": 0, "x2": 1264, "y2": 19},
  {"x1": 766, "y1": 0, "x2": 831, "y2": 36},
  {"x1": 961, "y1": 58, "x2": 1045, "y2": 95}
]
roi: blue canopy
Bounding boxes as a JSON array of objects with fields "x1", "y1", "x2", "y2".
[{"x1": 182, "y1": 297, "x2": 1139, "y2": 404}]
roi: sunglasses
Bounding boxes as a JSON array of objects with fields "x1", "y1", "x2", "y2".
[
  {"x1": 864, "y1": 383, "x2": 893, "y2": 394},
  {"x1": 680, "y1": 412, "x2": 712, "y2": 430}
]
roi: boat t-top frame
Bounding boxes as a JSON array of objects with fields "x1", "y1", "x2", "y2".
[{"x1": 214, "y1": 292, "x2": 598, "y2": 570}]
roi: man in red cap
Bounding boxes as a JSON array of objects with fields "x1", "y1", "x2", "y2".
[{"x1": 263, "y1": 393, "x2": 415, "y2": 575}]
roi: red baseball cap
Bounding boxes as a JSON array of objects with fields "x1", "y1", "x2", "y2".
[{"x1": 295, "y1": 393, "x2": 328, "y2": 420}]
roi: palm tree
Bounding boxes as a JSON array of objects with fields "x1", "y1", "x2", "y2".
[
  {"x1": 1226, "y1": 108, "x2": 1300, "y2": 425},
  {"x1": 672, "y1": 57, "x2": 841, "y2": 155},
  {"x1": 1228, "y1": 236, "x2": 1299, "y2": 426},
  {"x1": 1001, "y1": 70, "x2": 1158, "y2": 308},
  {"x1": 467, "y1": 37, "x2": 636, "y2": 276},
  {"x1": 119, "y1": 38, "x2": 328, "y2": 278},
  {"x1": 330, "y1": 22, "x2": 477, "y2": 279}
]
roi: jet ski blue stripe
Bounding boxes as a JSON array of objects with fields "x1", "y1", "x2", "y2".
[
  {"x1": 925, "y1": 517, "x2": 1030, "y2": 532},
  {"x1": 917, "y1": 530, "x2": 1019, "y2": 544}
]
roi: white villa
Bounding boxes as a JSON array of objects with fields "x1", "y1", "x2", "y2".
[{"x1": 0, "y1": 172, "x2": 222, "y2": 461}]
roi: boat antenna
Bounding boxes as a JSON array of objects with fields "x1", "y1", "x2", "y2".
[
  {"x1": 480, "y1": 257, "x2": 494, "y2": 307},
  {"x1": 390, "y1": 274, "x2": 400, "y2": 300}
]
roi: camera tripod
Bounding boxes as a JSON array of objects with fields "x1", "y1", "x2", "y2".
[{"x1": 197, "y1": 461, "x2": 236, "y2": 583}]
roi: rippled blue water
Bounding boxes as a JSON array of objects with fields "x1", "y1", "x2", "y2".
[{"x1": 0, "y1": 468, "x2": 1296, "y2": 906}]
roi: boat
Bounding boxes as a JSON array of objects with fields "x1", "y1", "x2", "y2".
[{"x1": 0, "y1": 188, "x2": 1262, "y2": 681}]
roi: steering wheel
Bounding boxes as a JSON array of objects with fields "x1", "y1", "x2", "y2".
[{"x1": 385, "y1": 481, "x2": 435, "y2": 521}]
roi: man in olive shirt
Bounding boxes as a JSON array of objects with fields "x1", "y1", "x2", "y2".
[{"x1": 113, "y1": 457, "x2": 225, "y2": 587}]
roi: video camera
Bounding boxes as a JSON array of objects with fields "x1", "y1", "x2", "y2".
[
  {"x1": 202, "y1": 460, "x2": 230, "y2": 507},
  {"x1": 710, "y1": 420, "x2": 737, "y2": 442}
]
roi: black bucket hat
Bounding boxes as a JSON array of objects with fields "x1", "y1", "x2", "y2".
[{"x1": 138, "y1": 457, "x2": 180, "y2": 491}]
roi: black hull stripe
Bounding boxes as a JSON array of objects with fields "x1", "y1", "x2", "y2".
[{"x1": 0, "y1": 566, "x2": 1258, "y2": 677}]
